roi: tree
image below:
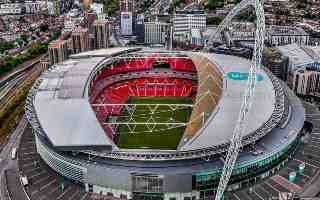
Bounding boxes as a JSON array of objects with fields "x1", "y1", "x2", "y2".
[
  {"x1": 39, "y1": 23, "x2": 49, "y2": 32},
  {"x1": 207, "y1": 16, "x2": 224, "y2": 25},
  {"x1": 103, "y1": 0, "x2": 119, "y2": 17},
  {"x1": 204, "y1": 0, "x2": 224, "y2": 10},
  {"x1": 0, "y1": 40, "x2": 15, "y2": 54}
]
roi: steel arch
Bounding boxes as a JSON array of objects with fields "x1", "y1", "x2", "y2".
[{"x1": 208, "y1": 0, "x2": 266, "y2": 199}]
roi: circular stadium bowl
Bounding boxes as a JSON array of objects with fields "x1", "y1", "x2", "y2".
[{"x1": 25, "y1": 48, "x2": 305, "y2": 200}]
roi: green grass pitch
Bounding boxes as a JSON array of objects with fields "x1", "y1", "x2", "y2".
[{"x1": 115, "y1": 96, "x2": 193, "y2": 150}]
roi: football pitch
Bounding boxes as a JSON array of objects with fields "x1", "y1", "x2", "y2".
[{"x1": 115, "y1": 96, "x2": 193, "y2": 150}]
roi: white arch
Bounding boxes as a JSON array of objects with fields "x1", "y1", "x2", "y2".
[{"x1": 209, "y1": 0, "x2": 265, "y2": 199}]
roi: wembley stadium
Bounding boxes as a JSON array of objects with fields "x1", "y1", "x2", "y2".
[{"x1": 25, "y1": 47, "x2": 305, "y2": 200}]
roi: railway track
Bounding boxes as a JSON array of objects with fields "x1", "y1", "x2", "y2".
[{"x1": 0, "y1": 61, "x2": 43, "y2": 113}]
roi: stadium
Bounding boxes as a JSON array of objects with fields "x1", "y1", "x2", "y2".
[{"x1": 24, "y1": 47, "x2": 306, "y2": 200}]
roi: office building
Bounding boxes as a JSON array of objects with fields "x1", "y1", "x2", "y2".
[
  {"x1": 144, "y1": 21, "x2": 169, "y2": 45},
  {"x1": 135, "y1": 14, "x2": 145, "y2": 43},
  {"x1": 93, "y1": 19, "x2": 111, "y2": 49},
  {"x1": 71, "y1": 27, "x2": 90, "y2": 54},
  {"x1": 48, "y1": 39, "x2": 68, "y2": 65},
  {"x1": 173, "y1": 10, "x2": 206, "y2": 41}
]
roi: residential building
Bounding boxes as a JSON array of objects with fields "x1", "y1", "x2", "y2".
[
  {"x1": 25, "y1": 1, "x2": 42, "y2": 14},
  {"x1": 190, "y1": 29, "x2": 203, "y2": 47},
  {"x1": 293, "y1": 67, "x2": 320, "y2": 98},
  {"x1": 262, "y1": 48, "x2": 289, "y2": 81},
  {"x1": 71, "y1": 27, "x2": 89, "y2": 54},
  {"x1": 144, "y1": 21, "x2": 169, "y2": 45},
  {"x1": 0, "y1": 3, "x2": 23, "y2": 15},
  {"x1": 173, "y1": 10, "x2": 206, "y2": 41},
  {"x1": 84, "y1": 11, "x2": 98, "y2": 31},
  {"x1": 93, "y1": 19, "x2": 111, "y2": 49},
  {"x1": 91, "y1": 3, "x2": 104, "y2": 19},
  {"x1": 48, "y1": 39, "x2": 69, "y2": 65},
  {"x1": 267, "y1": 26, "x2": 310, "y2": 46}
]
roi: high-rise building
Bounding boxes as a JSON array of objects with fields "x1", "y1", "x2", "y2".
[
  {"x1": 93, "y1": 19, "x2": 111, "y2": 49},
  {"x1": 121, "y1": 12, "x2": 133, "y2": 36},
  {"x1": 144, "y1": 22, "x2": 169, "y2": 45},
  {"x1": 48, "y1": 39, "x2": 68, "y2": 65},
  {"x1": 173, "y1": 10, "x2": 206, "y2": 41},
  {"x1": 71, "y1": 27, "x2": 89, "y2": 54},
  {"x1": 135, "y1": 14, "x2": 145, "y2": 43}
]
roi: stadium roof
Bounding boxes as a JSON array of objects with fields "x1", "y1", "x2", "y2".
[
  {"x1": 179, "y1": 53, "x2": 275, "y2": 151},
  {"x1": 32, "y1": 48, "x2": 276, "y2": 152}
]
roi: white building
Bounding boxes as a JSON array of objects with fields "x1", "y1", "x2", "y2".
[
  {"x1": 277, "y1": 43, "x2": 320, "y2": 73},
  {"x1": 46, "y1": 1, "x2": 55, "y2": 15},
  {"x1": 0, "y1": 3, "x2": 23, "y2": 15},
  {"x1": 267, "y1": 26, "x2": 310, "y2": 46},
  {"x1": 173, "y1": 10, "x2": 206, "y2": 41},
  {"x1": 144, "y1": 21, "x2": 168, "y2": 45},
  {"x1": 91, "y1": 3, "x2": 103, "y2": 15},
  {"x1": 230, "y1": 22, "x2": 255, "y2": 41},
  {"x1": 121, "y1": 12, "x2": 133, "y2": 36}
]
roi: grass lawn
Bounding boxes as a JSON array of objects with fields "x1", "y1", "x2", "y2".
[{"x1": 116, "y1": 96, "x2": 193, "y2": 150}]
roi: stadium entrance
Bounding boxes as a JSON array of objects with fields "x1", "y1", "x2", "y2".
[{"x1": 132, "y1": 174, "x2": 164, "y2": 200}]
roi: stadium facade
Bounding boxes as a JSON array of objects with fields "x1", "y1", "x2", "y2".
[{"x1": 25, "y1": 47, "x2": 305, "y2": 200}]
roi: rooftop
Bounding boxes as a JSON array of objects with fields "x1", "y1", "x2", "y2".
[{"x1": 48, "y1": 39, "x2": 67, "y2": 48}]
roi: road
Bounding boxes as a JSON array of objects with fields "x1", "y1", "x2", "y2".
[{"x1": 0, "y1": 116, "x2": 28, "y2": 200}]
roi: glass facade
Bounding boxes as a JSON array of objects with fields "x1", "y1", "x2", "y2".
[
  {"x1": 132, "y1": 174, "x2": 164, "y2": 193},
  {"x1": 193, "y1": 136, "x2": 300, "y2": 192}
]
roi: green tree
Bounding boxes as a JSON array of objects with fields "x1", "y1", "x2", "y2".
[
  {"x1": 0, "y1": 40, "x2": 15, "y2": 54},
  {"x1": 204, "y1": 0, "x2": 224, "y2": 10},
  {"x1": 207, "y1": 16, "x2": 224, "y2": 25},
  {"x1": 103, "y1": 0, "x2": 119, "y2": 17}
]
